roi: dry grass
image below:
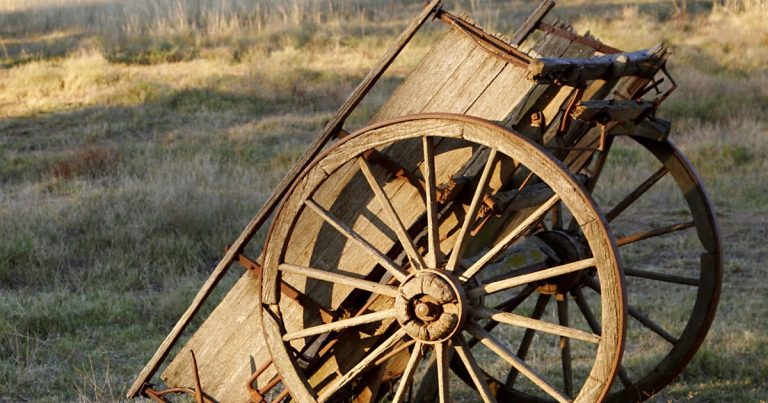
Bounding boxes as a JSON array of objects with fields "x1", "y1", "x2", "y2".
[{"x1": 0, "y1": 0, "x2": 766, "y2": 401}]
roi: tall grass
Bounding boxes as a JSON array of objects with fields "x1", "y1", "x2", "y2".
[{"x1": 0, "y1": 0, "x2": 766, "y2": 401}]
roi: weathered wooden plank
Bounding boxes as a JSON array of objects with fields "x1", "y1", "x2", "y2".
[
  {"x1": 373, "y1": 29, "x2": 478, "y2": 121},
  {"x1": 421, "y1": 45, "x2": 509, "y2": 114},
  {"x1": 161, "y1": 271, "x2": 279, "y2": 402}
]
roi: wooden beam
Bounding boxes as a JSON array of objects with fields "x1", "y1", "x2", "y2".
[
  {"x1": 571, "y1": 99, "x2": 655, "y2": 123},
  {"x1": 528, "y1": 44, "x2": 668, "y2": 87}
]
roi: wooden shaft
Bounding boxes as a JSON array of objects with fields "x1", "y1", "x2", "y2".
[
  {"x1": 557, "y1": 297, "x2": 574, "y2": 397},
  {"x1": 460, "y1": 195, "x2": 559, "y2": 281},
  {"x1": 422, "y1": 136, "x2": 441, "y2": 268},
  {"x1": 624, "y1": 267, "x2": 699, "y2": 286},
  {"x1": 435, "y1": 342, "x2": 451, "y2": 403},
  {"x1": 606, "y1": 166, "x2": 668, "y2": 222},
  {"x1": 510, "y1": 0, "x2": 555, "y2": 46},
  {"x1": 505, "y1": 293, "x2": 550, "y2": 388},
  {"x1": 616, "y1": 221, "x2": 694, "y2": 247}
]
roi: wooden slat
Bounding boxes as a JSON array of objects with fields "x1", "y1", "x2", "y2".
[
  {"x1": 161, "y1": 271, "x2": 273, "y2": 402},
  {"x1": 373, "y1": 29, "x2": 478, "y2": 121}
]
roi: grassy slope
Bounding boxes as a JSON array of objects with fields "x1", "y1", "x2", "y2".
[{"x1": 0, "y1": 0, "x2": 766, "y2": 401}]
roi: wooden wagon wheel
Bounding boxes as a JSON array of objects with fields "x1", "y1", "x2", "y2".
[
  {"x1": 563, "y1": 135, "x2": 722, "y2": 402},
  {"x1": 259, "y1": 114, "x2": 625, "y2": 402}
]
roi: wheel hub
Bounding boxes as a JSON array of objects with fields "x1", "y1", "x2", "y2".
[{"x1": 395, "y1": 270, "x2": 467, "y2": 343}]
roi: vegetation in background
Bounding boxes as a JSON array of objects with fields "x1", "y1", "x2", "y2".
[{"x1": 0, "y1": 0, "x2": 766, "y2": 401}]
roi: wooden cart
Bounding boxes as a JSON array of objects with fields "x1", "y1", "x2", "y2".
[{"x1": 127, "y1": 1, "x2": 722, "y2": 402}]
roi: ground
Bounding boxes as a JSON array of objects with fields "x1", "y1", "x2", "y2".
[{"x1": 0, "y1": 0, "x2": 766, "y2": 401}]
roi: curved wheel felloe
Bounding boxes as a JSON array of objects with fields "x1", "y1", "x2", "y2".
[
  {"x1": 573, "y1": 136, "x2": 723, "y2": 402},
  {"x1": 260, "y1": 114, "x2": 625, "y2": 402}
]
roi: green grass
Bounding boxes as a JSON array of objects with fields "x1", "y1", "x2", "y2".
[{"x1": 1, "y1": 0, "x2": 767, "y2": 401}]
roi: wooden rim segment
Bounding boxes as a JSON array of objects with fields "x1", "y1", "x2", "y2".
[
  {"x1": 260, "y1": 114, "x2": 626, "y2": 402},
  {"x1": 591, "y1": 137, "x2": 723, "y2": 402}
]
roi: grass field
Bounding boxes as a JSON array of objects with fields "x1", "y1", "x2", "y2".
[{"x1": 0, "y1": 0, "x2": 766, "y2": 401}]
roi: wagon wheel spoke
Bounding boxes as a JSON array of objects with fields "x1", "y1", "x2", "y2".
[
  {"x1": 557, "y1": 296, "x2": 574, "y2": 397},
  {"x1": 422, "y1": 136, "x2": 441, "y2": 268},
  {"x1": 460, "y1": 195, "x2": 560, "y2": 282},
  {"x1": 466, "y1": 285, "x2": 538, "y2": 349},
  {"x1": 392, "y1": 341, "x2": 423, "y2": 403},
  {"x1": 623, "y1": 268, "x2": 699, "y2": 286},
  {"x1": 585, "y1": 277, "x2": 678, "y2": 344},
  {"x1": 468, "y1": 257, "x2": 595, "y2": 298},
  {"x1": 282, "y1": 309, "x2": 398, "y2": 341},
  {"x1": 551, "y1": 201, "x2": 564, "y2": 230},
  {"x1": 627, "y1": 305, "x2": 679, "y2": 344},
  {"x1": 453, "y1": 334, "x2": 496, "y2": 403},
  {"x1": 446, "y1": 148, "x2": 497, "y2": 272},
  {"x1": 572, "y1": 287, "x2": 633, "y2": 389},
  {"x1": 317, "y1": 328, "x2": 408, "y2": 403},
  {"x1": 605, "y1": 166, "x2": 668, "y2": 223},
  {"x1": 572, "y1": 287, "x2": 600, "y2": 335},
  {"x1": 472, "y1": 305, "x2": 600, "y2": 344},
  {"x1": 616, "y1": 221, "x2": 695, "y2": 247},
  {"x1": 505, "y1": 293, "x2": 550, "y2": 388},
  {"x1": 278, "y1": 263, "x2": 399, "y2": 298},
  {"x1": 358, "y1": 157, "x2": 426, "y2": 271},
  {"x1": 495, "y1": 284, "x2": 539, "y2": 312},
  {"x1": 305, "y1": 199, "x2": 408, "y2": 282},
  {"x1": 436, "y1": 342, "x2": 452, "y2": 403},
  {"x1": 467, "y1": 321, "x2": 570, "y2": 403}
]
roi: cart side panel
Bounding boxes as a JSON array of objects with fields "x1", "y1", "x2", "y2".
[{"x1": 161, "y1": 270, "x2": 277, "y2": 403}]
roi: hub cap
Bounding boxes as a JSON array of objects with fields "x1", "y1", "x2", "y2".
[{"x1": 395, "y1": 270, "x2": 467, "y2": 343}]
